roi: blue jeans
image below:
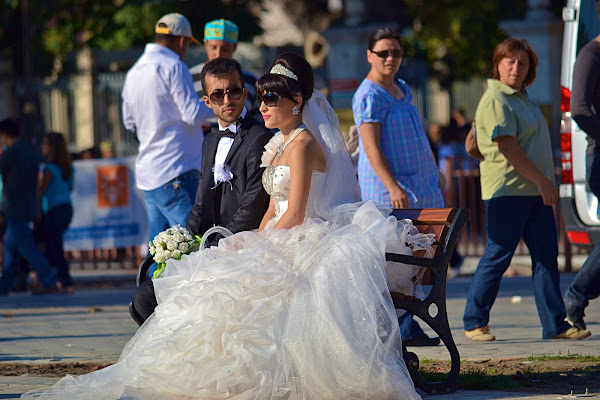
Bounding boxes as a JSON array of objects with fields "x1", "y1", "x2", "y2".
[
  {"x1": 463, "y1": 196, "x2": 571, "y2": 339},
  {"x1": 143, "y1": 170, "x2": 199, "y2": 277},
  {"x1": 0, "y1": 216, "x2": 58, "y2": 294},
  {"x1": 565, "y1": 243, "x2": 600, "y2": 309},
  {"x1": 143, "y1": 170, "x2": 200, "y2": 243},
  {"x1": 399, "y1": 312, "x2": 425, "y2": 340},
  {"x1": 39, "y1": 203, "x2": 73, "y2": 287},
  {"x1": 565, "y1": 153, "x2": 600, "y2": 309}
]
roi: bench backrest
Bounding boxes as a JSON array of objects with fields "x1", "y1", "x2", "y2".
[{"x1": 391, "y1": 208, "x2": 457, "y2": 259}]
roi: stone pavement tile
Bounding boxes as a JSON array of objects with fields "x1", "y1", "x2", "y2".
[
  {"x1": 0, "y1": 376, "x2": 60, "y2": 399},
  {"x1": 409, "y1": 296, "x2": 600, "y2": 361},
  {"x1": 1, "y1": 304, "x2": 138, "y2": 363}
]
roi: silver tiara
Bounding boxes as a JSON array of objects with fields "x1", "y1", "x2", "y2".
[{"x1": 270, "y1": 64, "x2": 298, "y2": 81}]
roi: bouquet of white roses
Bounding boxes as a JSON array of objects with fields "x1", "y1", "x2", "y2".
[{"x1": 149, "y1": 225, "x2": 201, "y2": 279}]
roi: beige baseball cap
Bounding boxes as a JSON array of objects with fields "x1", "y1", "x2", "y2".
[{"x1": 155, "y1": 13, "x2": 200, "y2": 45}]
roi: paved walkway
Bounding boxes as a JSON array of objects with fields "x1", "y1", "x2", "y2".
[{"x1": 0, "y1": 271, "x2": 598, "y2": 399}]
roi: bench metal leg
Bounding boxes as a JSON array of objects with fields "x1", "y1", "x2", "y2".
[{"x1": 394, "y1": 266, "x2": 460, "y2": 394}]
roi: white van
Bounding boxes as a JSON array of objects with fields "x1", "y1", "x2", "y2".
[{"x1": 559, "y1": 0, "x2": 600, "y2": 245}]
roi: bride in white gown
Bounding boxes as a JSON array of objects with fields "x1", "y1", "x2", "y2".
[{"x1": 23, "y1": 53, "x2": 432, "y2": 400}]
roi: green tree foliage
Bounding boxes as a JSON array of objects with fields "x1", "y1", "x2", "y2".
[
  {"x1": 401, "y1": 0, "x2": 564, "y2": 84},
  {"x1": 0, "y1": 0, "x2": 261, "y2": 77},
  {"x1": 401, "y1": 0, "x2": 529, "y2": 85}
]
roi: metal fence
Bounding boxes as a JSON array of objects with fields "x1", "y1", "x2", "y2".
[{"x1": 36, "y1": 72, "x2": 137, "y2": 156}]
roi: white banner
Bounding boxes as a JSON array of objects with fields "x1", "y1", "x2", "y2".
[{"x1": 64, "y1": 157, "x2": 149, "y2": 251}]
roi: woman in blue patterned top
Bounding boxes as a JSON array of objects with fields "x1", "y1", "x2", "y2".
[
  {"x1": 38, "y1": 132, "x2": 74, "y2": 292},
  {"x1": 352, "y1": 28, "x2": 444, "y2": 347},
  {"x1": 352, "y1": 28, "x2": 443, "y2": 210}
]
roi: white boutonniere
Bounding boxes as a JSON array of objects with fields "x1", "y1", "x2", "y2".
[
  {"x1": 261, "y1": 132, "x2": 284, "y2": 167},
  {"x1": 213, "y1": 163, "x2": 234, "y2": 189}
]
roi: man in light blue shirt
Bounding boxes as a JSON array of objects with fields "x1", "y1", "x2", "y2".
[{"x1": 122, "y1": 13, "x2": 213, "y2": 244}]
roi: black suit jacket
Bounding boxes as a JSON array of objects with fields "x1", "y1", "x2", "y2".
[{"x1": 186, "y1": 114, "x2": 272, "y2": 237}]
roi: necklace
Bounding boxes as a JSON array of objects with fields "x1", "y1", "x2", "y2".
[{"x1": 276, "y1": 124, "x2": 307, "y2": 161}]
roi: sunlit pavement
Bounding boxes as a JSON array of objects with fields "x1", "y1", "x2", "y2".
[{"x1": 0, "y1": 271, "x2": 598, "y2": 399}]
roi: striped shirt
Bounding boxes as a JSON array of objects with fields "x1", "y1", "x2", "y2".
[{"x1": 352, "y1": 78, "x2": 443, "y2": 207}]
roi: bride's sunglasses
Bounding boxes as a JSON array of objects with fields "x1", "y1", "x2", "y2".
[
  {"x1": 208, "y1": 86, "x2": 244, "y2": 104},
  {"x1": 370, "y1": 49, "x2": 402, "y2": 59},
  {"x1": 258, "y1": 92, "x2": 282, "y2": 107}
]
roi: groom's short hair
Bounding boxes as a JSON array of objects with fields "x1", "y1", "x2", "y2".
[{"x1": 200, "y1": 57, "x2": 244, "y2": 95}]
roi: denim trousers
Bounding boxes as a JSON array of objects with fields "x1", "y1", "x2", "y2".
[
  {"x1": 463, "y1": 196, "x2": 571, "y2": 339},
  {"x1": 398, "y1": 312, "x2": 425, "y2": 340},
  {"x1": 143, "y1": 169, "x2": 200, "y2": 242},
  {"x1": 565, "y1": 153, "x2": 600, "y2": 308},
  {"x1": 143, "y1": 170, "x2": 199, "y2": 277},
  {"x1": 39, "y1": 203, "x2": 73, "y2": 287},
  {"x1": 0, "y1": 216, "x2": 57, "y2": 294}
]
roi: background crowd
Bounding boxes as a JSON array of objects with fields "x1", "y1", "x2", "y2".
[{"x1": 0, "y1": 7, "x2": 597, "y2": 347}]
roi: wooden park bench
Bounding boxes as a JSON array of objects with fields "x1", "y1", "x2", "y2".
[
  {"x1": 134, "y1": 207, "x2": 470, "y2": 395},
  {"x1": 388, "y1": 207, "x2": 470, "y2": 395}
]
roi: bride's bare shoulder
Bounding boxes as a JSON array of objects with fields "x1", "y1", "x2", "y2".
[{"x1": 288, "y1": 129, "x2": 326, "y2": 170}]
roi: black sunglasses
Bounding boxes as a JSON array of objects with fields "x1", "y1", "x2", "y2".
[
  {"x1": 208, "y1": 86, "x2": 244, "y2": 103},
  {"x1": 257, "y1": 92, "x2": 282, "y2": 107},
  {"x1": 370, "y1": 49, "x2": 402, "y2": 59}
]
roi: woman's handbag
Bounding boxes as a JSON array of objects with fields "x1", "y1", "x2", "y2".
[{"x1": 465, "y1": 121, "x2": 484, "y2": 161}]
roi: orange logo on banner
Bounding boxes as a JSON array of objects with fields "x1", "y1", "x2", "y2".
[{"x1": 97, "y1": 165, "x2": 129, "y2": 208}]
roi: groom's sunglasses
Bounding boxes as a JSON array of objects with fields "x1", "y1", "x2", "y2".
[
  {"x1": 370, "y1": 49, "x2": 402, "y2": 59},
  {"x1": 257, "y1": 92, "x2": 282, "y2": 107},
  {"x1": 208, "y1": 86, "x2": 244, "y2": 104}
]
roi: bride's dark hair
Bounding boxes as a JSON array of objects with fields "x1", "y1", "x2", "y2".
[{"x1": 256, "y1": 52, "x2": 314, "y2": 111}]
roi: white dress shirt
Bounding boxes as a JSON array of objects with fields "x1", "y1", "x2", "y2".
[
  {"x1": 122, "y1": 43, "x2": 213, "y2": 191},
  {"x1": 214, "y1": 108, "x2": 247, "y2": 186}
]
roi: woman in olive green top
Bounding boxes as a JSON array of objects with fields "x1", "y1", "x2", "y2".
[{"x1": 463, "y1": 38, "x2": 591, "y2": 342}]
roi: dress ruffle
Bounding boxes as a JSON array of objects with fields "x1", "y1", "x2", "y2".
[{"x1": 22, "y1": 201, "x2": 429, "y2": 400}]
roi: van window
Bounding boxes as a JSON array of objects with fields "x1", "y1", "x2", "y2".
[{"x1": 577, "y1": 0, "x2": 600, "y2": 53}]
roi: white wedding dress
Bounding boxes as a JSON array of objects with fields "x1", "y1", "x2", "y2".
[{"x1": 22, "y1": 91, "x2": 431, "y2": 400}]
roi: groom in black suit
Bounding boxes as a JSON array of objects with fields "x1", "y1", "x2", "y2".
[
  {"x1": 186, "y1": 58, "x2": 271, "y2": 238},
  {"x1": 130, "y1": 58, "x2": 271, "y2": 325}
]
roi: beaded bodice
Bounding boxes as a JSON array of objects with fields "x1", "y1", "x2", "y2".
[{"x1": 262, "y1": 164, "x2": 326, "y2": 219}]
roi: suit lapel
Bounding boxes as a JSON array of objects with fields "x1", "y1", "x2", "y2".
[
  {"x1": 205, "y1": 133, "x2": 218, "y2": 180},
  {"x1": 224, "y1": 116, "x2": 251, "y2": 165}
]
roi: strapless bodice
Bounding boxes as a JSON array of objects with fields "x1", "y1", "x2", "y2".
[{"x1": 262, "y1": 164, "x2": 326, "y2": 219}]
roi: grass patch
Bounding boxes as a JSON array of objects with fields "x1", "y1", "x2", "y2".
[
  {"x1": 420, "y1": 369, "x2": 522, "y2": 391},
  {"x1": 525, "y1": 354, "x2": 600, "y2": 362},
  {"x1": 416, "y1": 357, "x2": 600, "y2": 392}
]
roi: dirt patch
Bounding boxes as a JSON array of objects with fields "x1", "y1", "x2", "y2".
[
  {"x1": 420, "y1": 357, "x2": 600, "y2": 394},
  {"x1": 0, "y1": 362, "x2": 112, "y2": 377},
  {"x1": 1, "y1": 358, "x2": 599, "y2": 394}
]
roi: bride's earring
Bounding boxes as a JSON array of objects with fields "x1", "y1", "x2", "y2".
[{"x1": 291, "y1": 105, "x2": 300, "y2": 115}]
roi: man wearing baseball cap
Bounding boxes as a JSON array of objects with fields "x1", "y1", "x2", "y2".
[
  {"x1": 189, "y1": 19, "x2": 260, "y2": 119},
  {"x1": 122, "y1": 13, "x2": 213, "y2": 254}
]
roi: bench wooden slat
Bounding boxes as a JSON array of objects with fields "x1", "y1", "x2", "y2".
[
  {"x1": 386, "y1": 207, "x2": 469, "y2": 395},
  {"x1": 415, "y1": 224, "x2": 445, "y2": 239},
  {"x1": 392, "y1": 208, "x2": 457, "y2": 225}
]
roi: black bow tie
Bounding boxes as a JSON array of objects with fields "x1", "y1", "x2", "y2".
[
  {"x1": 213, "y1": 128, "x2": 235, "y2": 139},
  {"x1": 212, "y1": 117, "x2": 243, "y2": 140}
]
